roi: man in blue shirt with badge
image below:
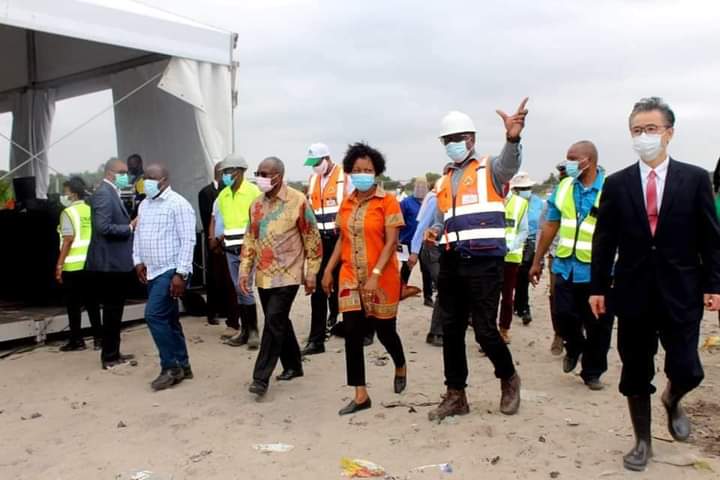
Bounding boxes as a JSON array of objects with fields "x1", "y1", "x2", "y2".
[{"x1": 529, "y1": 141, "x2": 613, "y2": 391}]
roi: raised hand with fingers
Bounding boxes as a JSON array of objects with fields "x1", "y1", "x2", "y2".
[{"x1": 496, "y1": 97, "x2": 529, "y2": 139}]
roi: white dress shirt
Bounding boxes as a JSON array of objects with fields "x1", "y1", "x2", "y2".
[
  {"x1": 639, "y1": 156, "x2": 669, "y2": 211},
  {"x1": 103, "y1": 178, "x2": 121, "y2": 197},
  {"x1": 132, "y1": 186, "x2": 197, "y2": 280}
]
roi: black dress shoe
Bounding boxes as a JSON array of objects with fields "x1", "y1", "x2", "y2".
[
  {"x1": 521, "y1": 312, "x2": 533, "y2": 326},
  {"x1": 60, "y1": 340, "x2": 86, "y2": 352},
  {"x1": 183, "y1": 366, "x2": 194, "y2": 379},
  {"x1": 93, "y1": 338, "x2": 102, "y2": 351},
  {"x1": 207, "y1": 316, "x2": 220, "y2": 325},
  {"x1": 338, "y1": 398, "x2": 372, "y2": 416},
  {"x1": 102, "y1": 357, "x2": 128, "y2": 370},
  {"x1": 563, "y1": 353, "x2": 579, "y2": 373},
  {"x1": 301, "y1": 342, "x2": 325, "y2": 356},
  {"x1": 276, "y1": 369, "x2": 304, "y2": 381},
  {"x1": 119, "y1": 353, "x2": 135, "y2": 361},
  {"x1": 363, "y1": 336, "x2": 374, "y2": 347},
  {"x1": 584, "y1": 377, "x2": 604, "y2": 391},
  {"x1": 394, "y1": 375, "x2": 407, "y2": 394},
  {"x1": 249, "y1": 381, "x2": 268, "y2": 396},
  {"x1": 151, "y1": 368, "x2": 185, "y2": 391},
  {"x1": 423, "y1": 297, "x2": 434, "y2": 307}
]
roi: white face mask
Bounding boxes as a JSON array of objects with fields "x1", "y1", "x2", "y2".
[
  {"x1": 313, "y1": 159, "x2": 328, "y2": 175},
  {"x1": 60, "y1": 195, "x2": 72, "y2": 208},
  {"x1": 633, "y1": 133, "x2": 665, "y2": 163}
]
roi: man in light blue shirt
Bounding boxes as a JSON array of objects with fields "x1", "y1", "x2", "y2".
[{"x1": 529, "y1": 141, "x2": 613, "y2": 391}]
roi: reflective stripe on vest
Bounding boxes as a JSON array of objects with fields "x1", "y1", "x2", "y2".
[
  {"x1": 436, "y1": 157, "x2": 507, "y2": 256},
  {"x1": 60, "y1": 202, "x2": 92, "y2": 272},
  {"x1": 217, "y1": 181, "x2": 261, "y2": 248},
  {"x1": 504, "y1": 193, "x2": 529, "y2": 264},
  {"x1": 554, "y1": 176, "x2": 603, "y2": 263},
  {"x1": 309, "y1": 165, "x2": 345, "y2": 231}
]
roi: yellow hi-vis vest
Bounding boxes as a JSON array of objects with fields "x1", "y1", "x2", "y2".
[
  {"x1": 217, "y1": 180, "x2": 262, "y2": 248},
  {"x1": 504, "y1": 193, "x2": 529, "y2": 264},
  {"x1": 555, "y1": 176, "x2": 603, "y2": 263},
  {"x1": 59, "y1": 202, "x2": 92, "y2": 272}
]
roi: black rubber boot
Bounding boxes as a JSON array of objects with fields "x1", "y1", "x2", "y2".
[
  {"x1": 661, "y1": 382, "x2": 691, "y2": 442},
  {"x1": 623, "y1": 395, "x2": 653, "y2": 472}
]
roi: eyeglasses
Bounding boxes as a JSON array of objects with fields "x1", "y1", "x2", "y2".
[
  {"x1": 630, "y1": 124, "x2": 670, "y2": 137},
  {"x1": 441, "y1": 133, "x2": 472, "y2": 145}
]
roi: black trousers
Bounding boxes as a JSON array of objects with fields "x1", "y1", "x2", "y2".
[
  {"x1": 400, "y1": 243, "x2": 434, "y2": 301},
  {"x1": 514, "y1": 257, "x2": 533, "y2": 315},
  {"x1": 94, "y1": 271, "x2": 132, "y2": 362},
  {"x1": 617, "y1": 287, "x2": 704, "y2": 397},
  {"x1": 205, "y1": 241, "x2": 239, "y2": 326},
  {"x1": 62, "y1": 270, "x2": 102, "y2": 342},
  {"x1": 252, "y1": 285, "x2": 302, "y2": 385},
  {"x1": 344, "y1": 310, "x2": 405, "y2": 387},
  {"x1": 554, "y1": 273, "x2": 613, "y2": 381},
  {"x1": 421, "y1": 245, "x2": 444, "y2": 336},
  {"x1": 308, "y1": 234, "x2": 340, "y2": 344},
  {"x1": 438, "y1": 252, "x2": 516, "y2": 389}
]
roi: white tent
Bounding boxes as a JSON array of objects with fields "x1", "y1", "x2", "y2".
[{"x1": 0, "y1": 0, "x2": 237, "y2": 208}]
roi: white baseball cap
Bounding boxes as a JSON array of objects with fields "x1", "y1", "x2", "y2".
[
  {"x1": 509, "y1": 171, "x2": 536, "y2": 189},
  {"x1": 304, "y1": 143, "x2": 330, "y2": 166}
]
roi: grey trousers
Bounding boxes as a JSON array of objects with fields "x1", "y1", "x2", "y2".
[{"x1": 421, "y1": 245, "x2": 444, "y2": 337}]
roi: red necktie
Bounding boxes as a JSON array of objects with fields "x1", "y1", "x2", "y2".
[{"x1": 647, "y1": 170, "x2": 658, "y2": 235}]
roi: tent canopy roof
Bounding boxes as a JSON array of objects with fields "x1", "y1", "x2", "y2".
[{"x1": 0, "y1": 0, "x2": 235, "y2": 106}]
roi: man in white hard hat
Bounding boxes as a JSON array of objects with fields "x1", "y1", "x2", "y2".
[
  {"x1": 496, "y1": 172, "x2": 533, "y2": 344},
  {"x1": 426, "y1": 98, "x2": 528, "y2": 422},
  {"x1": 302, "y1": 142, "x2": 351, "y2": 355}
]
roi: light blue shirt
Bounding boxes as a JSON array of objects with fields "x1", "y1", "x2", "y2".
[
  {"x1": 212, "y1": 199, "x2": 225, "y2": 238},
  {"x1": 527, "y1": 193, "x2": 544, "y2": 240},
  {"x1": 546, "y1": 169, "x2": 605, "y2": 283},
  {"x1": 411, "y1": 193, "x2": 437, "y2": 255}
]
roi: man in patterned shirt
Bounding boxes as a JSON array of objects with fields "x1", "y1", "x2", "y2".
[
  {"x1": 239, "y1": 157, "x2": 322, "y2": 396},
  {"x1": 133, "y1": 164, "x2": 197, "y2": 391}
]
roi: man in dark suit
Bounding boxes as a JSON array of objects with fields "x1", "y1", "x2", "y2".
[
  {"x1": 590, "y1": 97, "x2": 720, "y2": 472},
  {"x1": 86, "y1": 158, "x2": 137, "y2": 369},
  {"x1": 198, "y1": 161, "x2": 237, "y2": 326}
]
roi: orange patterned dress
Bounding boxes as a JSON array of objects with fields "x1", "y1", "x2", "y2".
[{"x1": 336, "y1": 186, "x2": 404, "y2": 319}]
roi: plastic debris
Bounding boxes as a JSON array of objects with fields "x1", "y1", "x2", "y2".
[
  {"x1": 411, "y1": 463, "x2": 453, "y2": 473},
  {"x1": 701, "y1": 336, "x2": 720, "y2": 351},
  {"x1": 253, "y1": 443, "x2": 294, "y2": 453},
  {"x1": 340, "y1": 457, "x2": 386, "y2": 477}
]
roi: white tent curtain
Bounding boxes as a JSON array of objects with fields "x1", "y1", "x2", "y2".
[
  {"x1": 158, "y1": 57, "x2": 233, "y2": 168},
  {"x1": 9, "y1": 88, "x2": 56, "y2": 199},
  {"x1": 111, "y1": 60, "x2": 224, "y2": 219}
]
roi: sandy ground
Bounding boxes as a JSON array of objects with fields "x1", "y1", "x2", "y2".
[{"x1": 2, "y1": 271, "x2": 720, "y2": 480}]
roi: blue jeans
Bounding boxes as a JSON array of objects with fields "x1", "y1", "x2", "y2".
[
  {"x1": 145, "y1": 270, "x2": 190, "y2": 370},
  {"x1": 226, "y1": 251, "x2": 256, "y2": 305}
]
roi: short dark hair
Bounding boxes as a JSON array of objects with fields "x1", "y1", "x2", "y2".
[
  {"x1": 342, "y1": 142, "x2": 386, "y2": 175},
  {"x1": 63, "y1": 176, "x2": 89, "y2": 199},
  {"x1": 629, "y1": 97, "x2": 675, "y2": 127}
]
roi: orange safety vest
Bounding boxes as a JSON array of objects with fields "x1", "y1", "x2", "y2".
[
  {"x1": 436, "y1": 156, "x2": 507, "y2": 257},
  {"x1": 308, "y1": 164, "x2": 348, "y2": 232}
]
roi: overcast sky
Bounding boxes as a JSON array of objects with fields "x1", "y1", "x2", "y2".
[{"x1": 2, "y1": 0, "x2": 720, "y2": 183}]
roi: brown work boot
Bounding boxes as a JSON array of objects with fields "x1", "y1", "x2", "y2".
[
  {"x1": 428, "y1": 389, "x2": 470, "y2": 422},
  {"x1": 500, "y1": 373, "x2": 521, "y2": 415}
]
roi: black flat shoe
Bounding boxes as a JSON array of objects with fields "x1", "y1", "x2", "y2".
[
  {"x1": 338, "y1": 398, "x2": 372, "y2": 416},
  {"x1": 183, "y1": 366, "x2": 194, "y2": 379},
  {"x1": 249, "y1": 381, "x2": 268, "y2": 396},
  {"x1": 394, "y1": 375, "x2": 407, "y2": 394},
  {"x1": 276, "y1": 369, "x2": 304, "y2": 381},
  {"x1": 60, "y1": 340, "x2": 86, "y2": 352},
  {"x1": 563, "y1": 353, "x2": 579, "y2": 373},
  {"x1": 301, "y1": 342, "x2": 325, "y2": 356}
]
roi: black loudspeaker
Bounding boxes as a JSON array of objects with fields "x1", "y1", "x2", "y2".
[{"x1": 13, "y1": 176, "x2": 36, "y2": 204}]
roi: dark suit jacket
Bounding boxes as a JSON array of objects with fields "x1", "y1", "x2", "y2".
[
  {"x1": 85, "y1": 181, "x2": 134, "y2": 272},
  {"x1": 591, "y1": 158, "x2": 720, "y2": 322},
  {"x1": 198, "y1": 182, "x2": 219, "y2": 234}
]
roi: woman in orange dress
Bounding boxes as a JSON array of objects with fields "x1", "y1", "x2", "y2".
[{"x1": 322, "y1": 142, "x2": 407, "y2": 416}]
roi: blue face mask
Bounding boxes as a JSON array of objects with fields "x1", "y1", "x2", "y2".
[
  {"x1": 144, "y1": 179, "x2": 161, "y2": 199},
  {"x1": 222, "y1": 173, "x2": 234, "y2": 187},
  {"x1": 564, "y1": 161, "x2": 581, "y2": 179},
  {"x1": 114, "y1": 173, "x2": 129, "y2": 189},
  {"x1": 350, "y1": 173, "x2": 375, "y2": 192},
  {"x1": 517, "y1": 190, "x2": 532, "y2": 200},
  {"x1": 445, "y1": 141, "x2": 469, "y2": 163}
]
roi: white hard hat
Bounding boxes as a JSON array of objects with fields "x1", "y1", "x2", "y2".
[
  {"x1": 304, "y1": 142, "x2": 330, "y2": 166},
  {"x1": 439, "y1": 111, "x2": 476, "y2": 138},
  {"x1": 510, "y1": 171, "x2": 536, "y2": 189}
]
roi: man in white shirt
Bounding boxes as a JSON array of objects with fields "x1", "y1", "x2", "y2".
[{"x1": 133, "y1": 164, "x2": 197, "y2": 391}]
